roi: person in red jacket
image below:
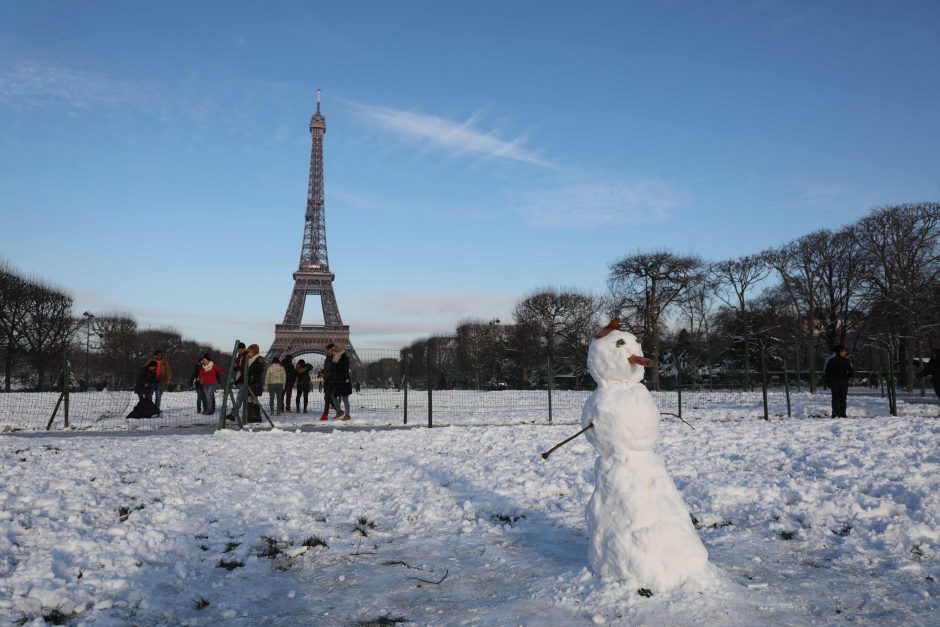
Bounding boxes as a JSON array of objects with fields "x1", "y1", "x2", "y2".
[{"x1": 196, "y1": 353, "x2": 224, "y2": 415}]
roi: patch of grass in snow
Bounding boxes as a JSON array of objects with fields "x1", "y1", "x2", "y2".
[
  {"x1": 490, "y1": 513, "x2": 526, "y2": 527},
  {"x1": 357, "y1": 615, "x2": 407, "y2": 626},
  {"x1": 223, "y1": 542, "x2": 240, "y2": 553},
  {"x1": 42, "y1": 607, "x2": 74, "y2": 625},
  {"x1": 355, "y1": 517, "x2": 377, "y2": 537},
  {"x1": 118, "y1": 503, "x2": 144, "y2": 522},
  {"x1": 911, "y1": 544, "x2": 925, "y2": 559},
  {"x1": 833, "y1": 524, "x2": 852, "y2": 536},
  {"x1": 779, "y1": 530, "x2": 795, "y2": 541},
  {"x1": 216, "y1": 558, "x2": 245, "y2": 570},
  {"x1": 194, "y1": 597, "x2": 210, "y2": 610},
  {"x1": 637, "y1": 588, "x2": 653, "y2": 598},
  {"x1": 258, "y1": 536, "x2": 285, "y2": 558},
  {"x1": 302, "y1": 535, "x2": 328, "y2": 548}
]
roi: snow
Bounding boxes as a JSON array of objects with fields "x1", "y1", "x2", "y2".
[{"x1": 0, "y1": 397, "x2": 937, "y2": 624}]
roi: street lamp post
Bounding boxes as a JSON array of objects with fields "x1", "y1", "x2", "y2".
[{"x1": 82, "y1": 311, "x2": 94, "y2": 390}]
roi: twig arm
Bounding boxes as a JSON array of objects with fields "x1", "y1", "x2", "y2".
[{"x1": 541, "y1": 423, "x2": 594, "y2": 460}]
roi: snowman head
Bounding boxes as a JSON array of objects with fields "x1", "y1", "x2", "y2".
[{"x1": 587, "y1": 319, "x2": 648, "y2": 385}]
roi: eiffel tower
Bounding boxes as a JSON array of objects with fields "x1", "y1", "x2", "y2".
[{"x1": 268, "y1": 90, "x2": 358, "y2": 365}]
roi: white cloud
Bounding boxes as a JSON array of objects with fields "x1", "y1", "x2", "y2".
[
  {"x1": 0, "y1": 58, "x2": 145, "y2": 110},
  {"x1": 358, "y1": 290, "x2": 517, "y2": 320},
  {"x1": 516, "y1": 180, "x2": 684, "y2": 228},
  {"x1": 349, "y1": 101, "x2": 554, "y2": 169}
]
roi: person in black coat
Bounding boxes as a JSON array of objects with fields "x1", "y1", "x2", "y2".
[
  {"x1": 328, "y1": 344, "x2": 353, "y2": 420},
  {"x1": 134, "y1": 361, "x2": 158, "y2": 403},
  {"x1": 282, "y1": 353, "x2": 296, "y2": 414},
  {"x1": 915, "y1": 348, "x2": 940, "y2": 401},
  {"x1": 824, "y1": 345, "x2": 854, "y2": 418},
  {"x1": 189, "y1": 360, "x2": 205, "y2": 413},
  {"x1": 244, "y1": 343, "x2": 266, "y2": 423},
  {"x1": 319, "y1": 343, "x2": 337, "y2": 421},
  {"x1": 294, "y1": 359, "x2": 314, "y2": 413}
]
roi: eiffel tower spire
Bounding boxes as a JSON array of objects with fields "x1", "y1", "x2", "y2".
[{"x1": 268, "y1": 91, "x2": 358, "y2": 364}]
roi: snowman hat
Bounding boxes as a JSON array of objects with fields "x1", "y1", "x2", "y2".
[{"x1": 596, "y1": 318, "x2": 621, "y2": 339}]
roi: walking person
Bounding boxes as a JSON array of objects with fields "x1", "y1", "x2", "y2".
[
  {"x1": 824, "y1": 345, "x2": 854, "y2": 418},
  {"x1": 196, "y1": 353, "x2": 224, "y2": 415},
  {"x1": 915, "y1": 348, "x2": 940, "y2": 401},
  {"x1": 152, "y1": 349, "x2": 173, "y2": 414},
  {"x1": 265, "y1": 357, "x2": 286, "y2": 415},
  {"x1": 319, "y1": 343, "x2": 336, "y2": 421},
  {"x1": 135, "y1": 361, "x2": 158, "y2": 403},
  {"x1": 282, "y1": 353, "x2": 296, "y2": 414},
  {"x1": 329, "y1": 343, "x2": 352, "y2": 420},
  {"x1": 295, "y1": 359, "x2": 313, "y2": 413},
  {"x1": 189, "y1": 359, "x2": 206, "y2": 414}
]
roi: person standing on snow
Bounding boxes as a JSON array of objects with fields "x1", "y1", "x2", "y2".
[
  {"x1": 282, "y1": 353, "x2": 296, "y2": 413},
  {"x1": 152, "y1": 349, "x2": 173, "y2": 414},
  {"x1": 319, "y1": 343, "x2": 336, "y2": 421},
  {"x1": 226, "y1": 342, "x2": 248, "y2": 421},
  {"x1": 265, "y1": 357, "x2": 286, "y2": 415},
  {"x1": 824, "y1": 345, "x2": 854, "y2": 418},
  {"x1": 196, "y1": 353, "x2": 224, "y2": 415},
  {"x1": 244, "y1": 344, "x2": 266, "y2": 423},
  {"x1": 915, "y1": 348, "x2": 940, "y2": 401},
  {"x1": 328, "y1": 343, "x2": 352, "y2": 420},
  {"x1": 189, "y1": 359, "x2": 206, "y2": 414},
  {"x1": 295, "y1": 359, "x2": 314, "y2": 413}
]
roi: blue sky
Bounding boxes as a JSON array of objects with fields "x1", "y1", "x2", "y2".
[{"x1": 1, "y1": 1, "x2": 938, "y2": 352}]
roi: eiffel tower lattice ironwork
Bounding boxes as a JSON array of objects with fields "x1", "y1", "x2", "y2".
[{"x1": 268, "y1": 90, "x2": 358, "y2": 365}]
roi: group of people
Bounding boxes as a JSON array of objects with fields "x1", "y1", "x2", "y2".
[
  {"x1": 193, "y1": 342, "x2": 355, "y2": 423},
  {"x1": 280, "y1": 342, "x2": 353, "y2": 421}
]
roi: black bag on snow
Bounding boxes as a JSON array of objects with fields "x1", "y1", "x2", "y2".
[
  {"x1": 246, "y1": 400, "x2": 263, "y2": 423},
  {"x1": 127, "y1": 398, "x2": 160, "y2": 419}
]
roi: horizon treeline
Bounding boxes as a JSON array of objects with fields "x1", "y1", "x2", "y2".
[
  {"x1": 0, "y1": 261, "x2": 222, "y2": 391},
  {"x1": 395, "y1": 201, "x2": 939, "y2": 393}
]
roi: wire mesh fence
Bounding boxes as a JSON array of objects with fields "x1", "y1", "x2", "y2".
[{"x1": 1, "y1": 349, "x2": 936, "y2": 433}]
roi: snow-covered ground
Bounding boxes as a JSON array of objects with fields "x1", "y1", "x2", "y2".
[{"x1": 0, "y1": 397, "x2": 938, "y2": 625}]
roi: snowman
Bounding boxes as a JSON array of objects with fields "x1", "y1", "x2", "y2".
[{"x1": 580, "y1": 319, "x2": 712, "y2": 592}]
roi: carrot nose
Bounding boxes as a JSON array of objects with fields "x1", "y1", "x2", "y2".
[{"x1": 628, "y1": 355, "x2": 653, "y2": 367}]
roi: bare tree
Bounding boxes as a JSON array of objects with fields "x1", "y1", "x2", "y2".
[
  {"x1": 19, "y1": 280, "x2": 76, "y2": 390},
  {"x1": 0, "y1": 261, "x2": 31, "y2": 391},
  {"x1": 764, "y1": 231, "x2": 829, "y2": 393},
  {"x1": 814, "y1": 225, "x2": 868, "y2": 351},
  {"x1": 854, "y1": 202, "x2": 940, "y2": 390},
  {"x1": 674, "y1": 272, "x2": 721, "y2": 387},
  {"x1": 607, "y1": 251, "x2": 702, "y2": 389},
  {"x1": 94, "y1": 312, "x2": 139, "y2": 388},
  {"x1": 710, "y1": 254, "x2": 771, "y2": 390},
  {"x1": 512, "y1": 288, "x2": 599, "y2": 386}
]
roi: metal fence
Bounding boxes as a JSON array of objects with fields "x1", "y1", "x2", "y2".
[{"x1": 1, "y1": 348, "x2": 936, "y2": 433}]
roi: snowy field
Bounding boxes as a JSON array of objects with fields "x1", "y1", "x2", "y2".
[{"x1": 0, "y1": 397, "x2": 938, "y2": 625}]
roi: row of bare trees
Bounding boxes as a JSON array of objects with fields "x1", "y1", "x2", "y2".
[
  {"x1": 0, "y1": 262, "x2": 75, "y2": 391},
  {"x1": 0, "y1": 261, "x2": 221, "y2": 391},
  {"x1": 397, "y1": 202, "x2": 939, "y2": 392}
]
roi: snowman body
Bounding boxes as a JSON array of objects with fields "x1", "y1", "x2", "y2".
[{"x1": 580, "y1": 329, "x2": 710, "y2": 591}]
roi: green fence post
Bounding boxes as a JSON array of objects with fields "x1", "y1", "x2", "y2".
[
  {"x1": 219, "y1": 340, "x2": 241, "y2": 430},
  {"x1": 547, "y1": 355, "x2": 554, "y2": 424},
  {"x1": 760, "y1": 347, "x2": 769, "y2": 421},
  {"x1": 427, "y1": 339, "x2": 433, "y2": 428}
]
